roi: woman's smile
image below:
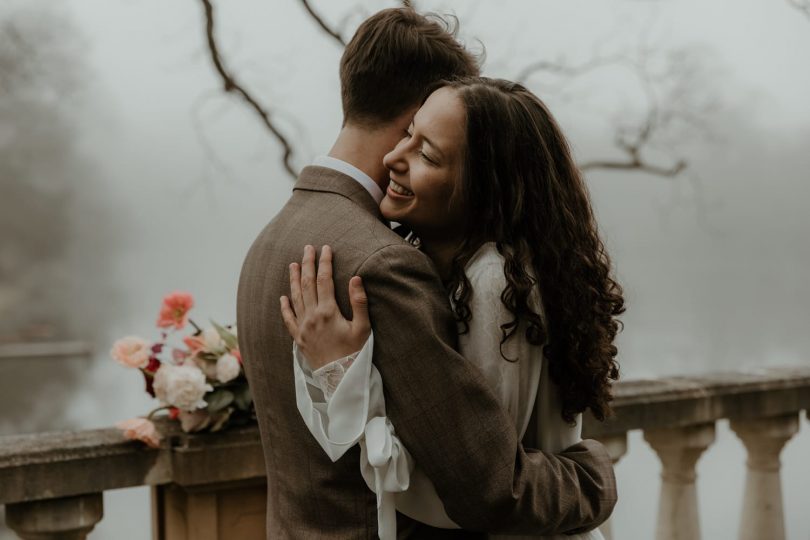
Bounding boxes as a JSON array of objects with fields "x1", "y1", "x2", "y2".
[
  {"x1": 387, "y1": 178, "x2": 414, "y2": 198},
  {"x1": 380, "y1": 86, "x2": 466, "y2": 237}
]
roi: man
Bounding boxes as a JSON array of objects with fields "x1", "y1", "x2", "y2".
[{"x1": 237, "y1": 8, "x2": 616, "y2": 539}]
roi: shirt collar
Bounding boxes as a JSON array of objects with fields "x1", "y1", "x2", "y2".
[{"x1": 312, "y1": 155, "x2": 384, "y2": 205}]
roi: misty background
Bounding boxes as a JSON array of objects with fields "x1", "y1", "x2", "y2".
[{"x1": 1, "y1": 0, "x2": 808, "y2": 538}]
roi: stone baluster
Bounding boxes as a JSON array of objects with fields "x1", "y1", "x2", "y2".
[
  {"x1": 644, "y1": 422, "x2": 715, "y2": 540},
  {"x1": 5, "y1": 493, "x2": 103, "y2": 540},
  {"x1": 595, "y1": 432, "x2": 628, "y2": 540},
  {"x1": 729, "y1": 413, "x2": 799, "y2": 540}
]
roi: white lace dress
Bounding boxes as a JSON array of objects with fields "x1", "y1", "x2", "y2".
[{"x1": 293, "y1": 242, "x2": 606, "y2": 540}]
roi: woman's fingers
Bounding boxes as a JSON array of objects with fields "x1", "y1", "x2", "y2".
[
  {"x1": 301, "y1": 245, "x2": 318, "y2": 309},
  {"x1": 279, "y1": 296, "x2": 299, "y2": 337},
  {"x1": 316, "y1": 245, "x2": 336, "y2": 307},
  {"x1": 348, "y1": 276, "x2": 370, "y2": 335},
  {"x1": 289, "y1": 262, "x2": 305, "y2": 317}
]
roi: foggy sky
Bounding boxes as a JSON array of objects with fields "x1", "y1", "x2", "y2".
[{"x1": 3, "y1": 1, "x2": 808, "y2": 538}]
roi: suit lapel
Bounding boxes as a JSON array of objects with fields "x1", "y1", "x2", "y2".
[{"x1": 294, "y1": 166, "x2": 383, "y2": 221}]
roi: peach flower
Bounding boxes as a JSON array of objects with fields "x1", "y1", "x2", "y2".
[
  {"x1": 183, "y1": 335, "x2": 206, "y2": 354},
  {"x1": 156, "y1": 291, "x2": 194, "y2": 329},
  {"x1": 116, "y1": 417, "x2": 162, "y2": 448},
  {"x1": 110, "y1": 336, "x2": 151, "y2": 369}
]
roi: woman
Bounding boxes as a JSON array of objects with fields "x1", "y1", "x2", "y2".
[{"x1": 281, "y1": 77, "x2": 624, "y2": 539}]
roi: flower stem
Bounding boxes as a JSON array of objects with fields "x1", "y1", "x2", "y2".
[
  {"x1": 189, "y1": 318, "x2": 203, "y2": 334},
  {"x1": 146, "y1": 405, "x2": 171, "y2": 420}
]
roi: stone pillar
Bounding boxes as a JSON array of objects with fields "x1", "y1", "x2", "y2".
[
  {"x1": 729, "y1": 414, "x2": 799, "y2": 540},
  {"x1": 595, "y1": 432, "x2": 628, "y2": 540},
  {"x1": 644, "y1": 422, "x2": 716, "y2": 540},
  {"x1": 5, "y1": 493, "x2": 103, "y2": 540}
]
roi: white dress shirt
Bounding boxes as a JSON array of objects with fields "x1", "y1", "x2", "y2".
[{"x1": 313, "y1": 155, "x2": 384, "y2": 205}]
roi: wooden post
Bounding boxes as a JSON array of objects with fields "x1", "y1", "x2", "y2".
[{"x1": 151, "y1": 479, "x2": 266, "y2": 540}]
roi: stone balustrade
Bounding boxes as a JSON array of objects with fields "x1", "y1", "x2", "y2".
[{"x1": 1, "y1": 365, "x2": 808, "y2": 539}]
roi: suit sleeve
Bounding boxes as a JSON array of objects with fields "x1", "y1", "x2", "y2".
[{"x1": 356, "y1": 244, "x2": 617, "y2": 535}]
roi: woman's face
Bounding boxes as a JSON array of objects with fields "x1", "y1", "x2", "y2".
[{"x1": 380, "y1": 86, "x2": 466, "y2": 238}]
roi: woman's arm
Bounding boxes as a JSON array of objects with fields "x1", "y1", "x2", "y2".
[
  {"x1": 282, "y1": 244, "x2": 617, "y2": 535},
  {"x1": 284, "y1": 248, "x2": 459, "y2": 533}
]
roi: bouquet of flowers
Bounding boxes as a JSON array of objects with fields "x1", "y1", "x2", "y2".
[{"x1": 112, "y1": 291, "x2": 254, "y2": 448}]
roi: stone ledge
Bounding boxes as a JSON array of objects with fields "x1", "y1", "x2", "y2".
[
  {"x1": 0, "y1": 423, "x2": 262, "y2": 505},
  {"x1": 584, "y1": 365, "x2": 810, "y2": 437},
  {"x1": 2, "y1": 366, "x2": 808, "y2": 505}
]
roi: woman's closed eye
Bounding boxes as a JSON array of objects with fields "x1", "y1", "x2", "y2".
[
  {"x1": 419, "y1": 149, "x2": 437, "y2": 166},
  {"x1": 405, "y1": 124, "x2": 438, "y2": 165}
]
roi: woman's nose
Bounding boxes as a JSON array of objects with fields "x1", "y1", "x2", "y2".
[{"x1": 383, "y1": 141, "x2": 407, "y2": 174}]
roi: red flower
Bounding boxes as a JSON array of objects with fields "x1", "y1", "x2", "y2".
[
  {"x1": 168, "y1": 407, "x2": 180, "y2": 420},
  {"x1": 142, "y1": 371, "x2": 156, "y2": 397},
  {"x1": 144, "y1": 356, "x2": 161, "y2": 374},
  {"x1": 156, "y1": 291, "x2": 194, "y2": 330}
]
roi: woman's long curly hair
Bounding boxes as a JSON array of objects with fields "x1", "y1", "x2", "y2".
[{"x1": 443, "y1": 77, "x2": 625, "y2": 424}]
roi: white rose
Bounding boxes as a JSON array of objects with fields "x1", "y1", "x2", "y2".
[
  {"x1": 216, "y1": 353, "x2": 241, "y2": 383},
  {"x1": 153, "y1": 364, "x2": 213, "y2": 411},
  {"x1": 202, "y1": 327, "x2": 224, "y2": 350}
]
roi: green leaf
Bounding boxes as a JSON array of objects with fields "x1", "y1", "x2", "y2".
[
  {"x1": 211, "y1": 321, "x2": 238, "y2": 350},
  {"x1": 233, "y1": 385, "x2": 253, "y2": 411},
  {"x1": 210, "y1": 408, "x2": 233, "y2": 432},
  {"x1": 205, "y1": 389, "x2": 234, "y2": 412}
]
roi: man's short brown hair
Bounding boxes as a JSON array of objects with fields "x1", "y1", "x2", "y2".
[{"x1": 339, "y1": 8, "x2": 479, "y2": 125}]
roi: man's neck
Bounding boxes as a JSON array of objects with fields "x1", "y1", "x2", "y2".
[{"x1": 327, "y1": 124, "x2": 396, "y2": 191}]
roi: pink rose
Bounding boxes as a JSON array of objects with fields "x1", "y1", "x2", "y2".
[
  {"x1": 156, "y1": 291, "x2": 194, "y2": 329},
  {"x1": 115, "y1": 417, "x2": 162, "y2": 448},
  {"x1": 110, "y1": 336, "x2": 151, "y2": 369}
]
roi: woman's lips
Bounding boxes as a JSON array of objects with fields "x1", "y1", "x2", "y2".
[{"x1": 387, "y1": 179, "x2": 414, "y2": 199}]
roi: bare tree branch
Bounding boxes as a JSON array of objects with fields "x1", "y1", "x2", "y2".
[
  {"x1": 580, "y1": 155, "x2": 686, "y2": 176},
  {"x1": 515, "y1": 54, "x2": 622, "y2": 85},
  {"x1": 788, "y1": 0, "x2": 810, "y2": 19},
  {"x1": 198, "y1": 0, "x2": 297, "y2": 179},
  {"x1": 299, "y1": 0, "x2": 346, "y2": 46},
  {"x1": 518, "y1": 43, "x2": 716, "y2": 179}
]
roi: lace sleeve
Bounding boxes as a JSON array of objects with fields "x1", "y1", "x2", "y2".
[
  {"x1": 311, "y1": 353, "x2": 358, "y2": 401},
  {"x1": 292, "y1": 332, "x2": 435, "y2": 539}
]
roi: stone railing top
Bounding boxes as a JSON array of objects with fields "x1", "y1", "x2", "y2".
[
  {"x1": 1, "y1": 365, "x2": 808, "y2": 505},
  {"x1": 583, "y1": 365, "x2": 810, "y2": 437},
  {"x1": 0, "y1": 422, "x2": 263, "y2": 505}
]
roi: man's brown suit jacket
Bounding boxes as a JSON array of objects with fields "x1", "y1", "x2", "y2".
[{"x1": 237, "y1": 166, "x2": 617, "y2": 539}]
